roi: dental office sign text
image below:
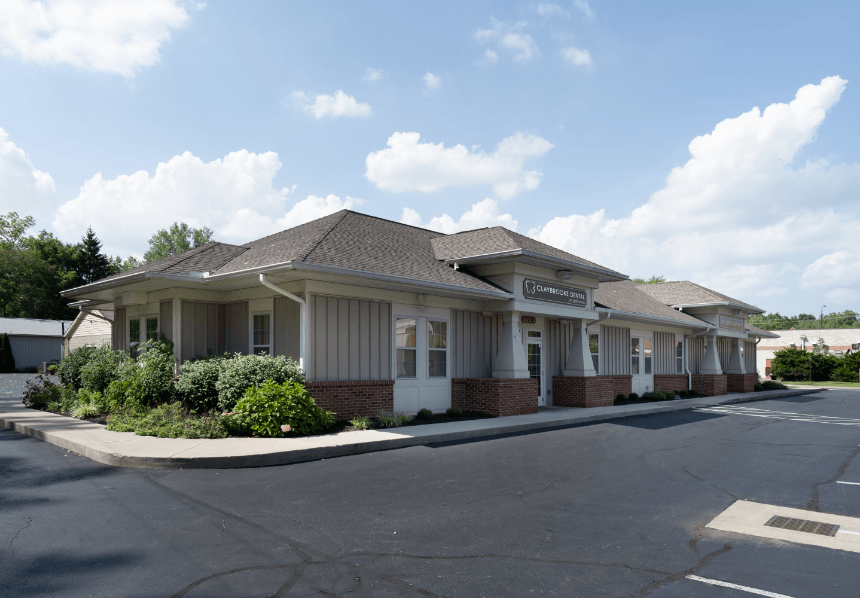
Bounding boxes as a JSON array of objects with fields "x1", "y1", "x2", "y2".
[{"x1": 523, "y1": 279, "x2": 587, "y2": 307}]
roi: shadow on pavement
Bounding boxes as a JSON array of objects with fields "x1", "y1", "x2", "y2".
[
  {"x1": 0, "y1": 551, "x2": 142, "y2": 596},
  {"x1": 608, "y1": 410, "x2": 727, "y2": 430}
]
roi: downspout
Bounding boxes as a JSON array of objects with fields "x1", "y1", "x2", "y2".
[
  {"x1": 685, "y1": 326, "x2": 712, "y2": 391},
  {"x1": 260, "y1": 274, "x2": 308, "y2": 376},
  {"x1": 597, "y1": 311, "x2": 610, "y2": 375},
  {"x1": 755, "y1": 337, "x2": 761, "y2": 379}
]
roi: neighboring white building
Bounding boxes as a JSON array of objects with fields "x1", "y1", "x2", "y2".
[
  {"x1": 64, "y1": 309, "x2": 114, "y2": 355},
  {"x1": 0, "y1": 317, "x2": 74, "y2": 371},
  {"x1": 756, "y1": 328, "x2": 860, "y2": 378}
]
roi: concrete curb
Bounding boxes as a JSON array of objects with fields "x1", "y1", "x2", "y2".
[{"x1": 1, "y1": 388, "x2": 821, "y2": 469}]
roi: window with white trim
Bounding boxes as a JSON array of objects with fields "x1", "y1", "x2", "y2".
[
  {"x1": 589, "y1": 333, "x2": 599, "y2": 374},
  {"x1": 253, "y1": 313, "x2": 271, "y2": 355},
  {"x1": 644, "y1": 338, "x2": 652, "y2": 374},
  {"x1": 145, "y1": 317, "x2": 158, "y2": 343},
  {"x1": 675, "y1": 341, "x2": 683, "y2": 374},
  {"x1": 129, "y1": 319, "x2": 140, "y2": 344},
  {"x1": 396, "y1": 318, "x2": 417, "y2": 378},
  {"x1": 428, "y1": 320, "x2": 447, "y2": 377}
]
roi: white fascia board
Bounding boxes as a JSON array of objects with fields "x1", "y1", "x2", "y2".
[
  {"x1": 594, "y1": 307, "x2": 709, "y2": 330},
  {"x1": 671, "y1": 302, "x2": 765, "y2": 315}
]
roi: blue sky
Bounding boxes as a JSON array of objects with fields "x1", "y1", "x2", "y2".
[{"x1": 2, "y1": 0, "x2": 860, "y2": 316}]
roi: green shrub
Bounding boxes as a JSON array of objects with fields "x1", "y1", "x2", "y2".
[
  {"x1": 107, "y1": 402, "x2": 228, "y2": 439},
  {"x1": 80, "y1": 345, "x2": 131, "y2": 393},
  {"x1": 416, "y1": 408, "x2": 433, "y2": 420},
  {"x1": 216, "y1": 354, "x2": 304, "y2": 411},
  {"x1": 376, "y1": 410, "x2": 402, "y2": 428},
  {"x1": 22, "y1": 375, "x2": 63, "y2": 409},
  {"x1": 753, "y1": 383, "x2": 763, "y2": 392},
  {"x1": 831, "y1": 352, "x2": 860, "y2": 383},
  {"x1": 72, "y1": 389, "x2": 107, "y2": 419},
  {"x1": 349, "y1": 415, "x2": 372, "y2": 430},
  {"x1": 0, "y1": 333, "x2": 15, "y2": 373},
  {"x1": 230, "y1": 380, "x2": 334, "y2": 437},
  {"x1": 759, "y1": 380, "x2": 788, "y2": 391},
  {"x1": 446, "y1": 407, "x2": 463, "y2": 417},
  {"x1": 125, "y1": 349, "x2": 176, "y2": 407},
  {"x1": 397, "y1": 412, "x2": 413, "y2": 424},
  {"x1": 677, "y1": 390, "x2": 690, "y2": 398},
  {"x1": 628, "y1": 393, "x2": 639, "y2": 401},
  {"x1": 176, "y1": 355, "x2": 227, "y2": 413},
  {"x1": 56, "y1": 345, "x2": 100, "y2": 390},
  {"x1": 615, "y1": 393, "x2": 627, "y2": 402}
]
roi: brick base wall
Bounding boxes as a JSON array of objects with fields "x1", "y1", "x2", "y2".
[
  {"x1": 727, "y1": 373, "x2": 757, "y2": 394},
  {"x1": 305, "y1": 380, "x2": 394, "y2": 420},
  {"x1": 602, "y1": 375, "x2": 632, "y2": 396},
  {"x1": 451, "y1": 378, "x2": 539, "y2": 417},
  {"x1": 692, "y1": 374, "x2": 727, "y2": 397},
  {"x1": 553, "y1": 376, "x2": 615, "y2": 408},
  {"x1": 654, "y1": 374, "x2": 688, "y2": 392}
]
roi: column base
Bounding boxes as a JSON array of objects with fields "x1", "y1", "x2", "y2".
[
  {"x1": 553, "y1": 375, "x2": 631, "y2": 407},
  {"x1": 727, "y1": 373, "x2": 757, "y2": 393},
  {"x1": 691, "y1": 374, "x2": 727, "y2": 396},
  {"x1": 452, "y1": 378, "x2": 539, "y2": 417}
]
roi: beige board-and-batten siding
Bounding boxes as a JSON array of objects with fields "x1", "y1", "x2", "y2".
[
  {"x1": 450, "y1": 310, "x2": 500, "y2": 379},
  {"x1": 745, "y1": 341, "x2": 756, "y2": 373},
  {"x1": 654, "y1": 331, "x2": 676, "y2": 375},
  {"x1": 114, "y1": 307, "x2": 127, "y2": 351},
  {"x1": 175, "y1": 301, "x2": 249, "y2": 362},
  {"x1": 603, "y1": 325, "x2": 632, "y2": 375},
  {"x1": 309, "y1": 295, "x2": 391, "y2": 382}
]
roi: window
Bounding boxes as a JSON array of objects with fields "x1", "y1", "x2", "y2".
[
  {"x1": 675, "y1": 341, "x2": 684, "y2": 374},
  {"x1": 396, "y1": 318, "x2": 417, "y2": 378},
  {"x1": 428, "y1": 320, "x2": 447, "y2": 377},
  {"x1": 631, "y1": 338, "x2": 639, "y2": 374},
  {"x1": 527, "y1": 330, "x2": 542, "y2": 338},
  {"x1": 146, "y1": 317, "x2": 158, "y2": 342},
  {"x1": 129, "y1": 319, "x2": 140, "y2": 344},
  {"x1": 589, "y1": 333, "x2": 599, "y2": 374},
  {"x1": 253, "y1": 313, "x2": 271, "y2": 355},
  {"x1": 644, "y1": 338, "x2": 652, "y2": 374}
]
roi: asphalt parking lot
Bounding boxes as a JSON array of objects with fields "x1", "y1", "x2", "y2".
[{"x1": 2, "y1": 388, "x2": 860, "y2": 597}]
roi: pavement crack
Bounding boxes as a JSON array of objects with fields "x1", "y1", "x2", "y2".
[
  {"x1": 688, "y1": 523, "x2": 704, "y2": 557},
  {"x1": 634, "y1": 543, "x2": 732, "y2": 597},
  {"x1": 8, "y1": 516, "x2": 33, "y2": 559},
  {"x1": 682, "y1": 465, "x2": 739, "y2": 500},
  {"x1": 807, "y1": 445, "x2": 860, "y2": 511},
  {"x1": 270, "y1": 563, "x2": 307, "y2": 597}
]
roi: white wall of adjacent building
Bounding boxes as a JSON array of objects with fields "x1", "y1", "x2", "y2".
[{"x1": 756, "y1": 328, "x2": 860, "y2": 377}]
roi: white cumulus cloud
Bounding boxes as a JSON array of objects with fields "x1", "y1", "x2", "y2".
[
  {"x1": 423, "y1": 72, "x2": 440, "y2": 89},
  {"x1": 474, "y1": 18, "x2": 540, "y2": 63},
  {"x1": 501, "y1": 33, "x2": 540, "y2": 62},
  {"x1": 802, "y1": 251, "x2": 860, "y2": 290},
  {"x1": 0, "y1": 0, "x2": 195, "y2": 77},
  {"x1": 0, "y1": 127, "x2": 56, "y2": 222},
  {"x1": 536, "y1": 3, "x2": 569, "y2": 17},
  {"x1": 573, "y1": 0, "x2": 595, "y2": 21},
  {"x1": 363, "y1": 67, "x2": 384, "y2": 81},
  {"x1": 292, "y1": 90, "x2": 372, "y2": 119},
  {"x1": 52, "y1": 149, "x2": 360, "y2": 256},
  {"x1": 561, "y1": 46, "x2": 593, "y2": 68},
  {"x1": 401, "y1": 199, "x2": 517, "y2": 234},
  {"x1": 365, "y1": 131, "x2": 553, "y2": 199}
]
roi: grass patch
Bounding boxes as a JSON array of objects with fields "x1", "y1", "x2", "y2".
[
  {"x1": 783, "y1": 380, "x2": 860, "y2": 388},
  {"x1": 107, "y1": 402, "x2": 228, "y2": 439}
]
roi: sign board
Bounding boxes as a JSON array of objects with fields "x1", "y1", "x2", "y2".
[
  {"x1": 523, "y1": 278, "x2": 587, "y2": 307},
  {"x1": 521, "y1": 315, "x2": 537, "y2": 324},
  {"x1": 719, "y1": 315, "x2": 744, "y2": 331}
]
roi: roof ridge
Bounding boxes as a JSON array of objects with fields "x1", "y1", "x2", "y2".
[
  {"x1": 158, "y1": 242, "x2": 225, "y2": 273},
  {"x1": 344, "y1": 209, "x2": 449, "y2": 236},
  {"x1": 297, "y1": 210, "x2": 351, "y2": 261}
]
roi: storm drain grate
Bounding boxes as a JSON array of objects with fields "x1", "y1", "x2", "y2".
[{"x1": 765, "y1": 516, "x2": 839, "y2": 536}]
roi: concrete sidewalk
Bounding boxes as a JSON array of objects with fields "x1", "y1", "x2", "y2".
[{"x1": 0, "y1": 384, "x2": 822, "y2": 469}]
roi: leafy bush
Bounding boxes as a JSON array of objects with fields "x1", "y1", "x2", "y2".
[
  {"x1": 397, "y1": 412, "x2": 413, "y2": 424},
  {"x1": 770, "y1": 347, "x2": 839, "y2": 381},
  {"x1": 643, "y1": 390, "x2": 676, "y2": 402},
  {"x1": 376, "y1": 411, "x2": 402, "y2": 428},
  {"x1": 628, "y1": 393, "x2": 639, "y2": 401},
  {"x1": 615, "y1": 393, "x2": 626, "y2": 402},
  {"x1": 831, "y1": 352, "x2": 860, "y2": 383},
  {"x1": 71, "y1": 389, "x2": 109, "y2": 419},
  {"x1": 349, "y1": 415, "x2": 372, "y2": 430},
  {"x1": 56, "y1": 345, "x2": 100, "y2": 390},
  {"x1": 757, "y1": 380, "x2": 788, "y2": 391},
  {"x1": 176, "y1": 355, "x2": 227, "y2": 413},
  {"x1": 125, "y1": 348, "x2": 176, "y2": 407},
  {"x1": 107, "y1": 402, "x2": 228, "y2": 439},
  {"x1": 754, "y1": 383, "x2": 763, "y2": 392},
  {"x1": 22, "y1": 375, "x2": 63, "y2": 409},
  {"x1": 446, "y1": 407, "x2": 463, "y2": 417},
  {"x1": 416, "y1": 408, "x2": 433, "y2": 420},
  {"x1": 0, "y1": 333, "x2": 15, "y2": 373},
  {"x1": 227, "y1": 380, "x2": 334, "y2": 437},
  {"x1": 80, "y1": 345, "x2": 131, "y2": 393},
  {"x1": 677, "y1": 390, "x2": 690, "y2": 398},
  {"x1": 216, "y1": 354, "x2": 304, "y2": 411}
]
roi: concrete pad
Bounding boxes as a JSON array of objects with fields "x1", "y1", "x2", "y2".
[
  {"x1": 707, "y1": 500, "x2": 860, "y2": 553},
  {"x1": 0, "y1": 387, "x2": 820, "y2": 469}
]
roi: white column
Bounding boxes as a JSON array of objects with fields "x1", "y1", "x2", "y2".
[
  {"x1": 726, "y1": 338, "x2": 746, "y2": 374},
  {"x1": 564, "y1": 319, "x2": 596, "y2": 377},
  {"x1": 700, "y1": 335, "x2": 722, "y2": 375},
  {"x1": 172, "y1": 297, "x2": 182, "y2": 369},
  {"x1": 300, "y1": 297, "x2": 310, "y2": 379},
  {"x1": 492, "y1": 311, "x2": 531, "y2": 379}
]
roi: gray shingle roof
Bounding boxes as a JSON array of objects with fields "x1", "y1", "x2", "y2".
[
  {"x1": 636, "y1": 281, "x2": 763, "y2": 313},
  {"x1": 744, "y1": 323, "x2": 780, "y2": 338},
  {"x1": 594, "y1": 280, "x2": 708, "y2": 327},
  {"x1": 101, "y1": 241, "x2": 247, "y2": 282},
  {"x1": 431, "y1": 226, "x2": 623, "y2": 275},
  {"x1": 0, "y1": 317, "x2": 75, "y2": 337}
]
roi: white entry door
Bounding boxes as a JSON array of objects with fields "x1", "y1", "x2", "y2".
[
  {"x1": 525, "y1": 330, "x2": 545, "y2": 406},
  {"x1": 630, "y1": 336, "x2": 654, "y2": 395}
]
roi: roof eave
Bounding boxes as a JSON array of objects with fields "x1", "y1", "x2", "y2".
[
  {"x1": 594, "y1": 307, "x2": 709, "y2": 329},
  {"x1": 443, "y1": 249, "x2": 628, "y2": 282},
  {"x1": 670, "y1": 302, "x2": 765, "y2": 315}
]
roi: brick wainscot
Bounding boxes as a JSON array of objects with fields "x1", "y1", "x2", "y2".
[
  {"x1": 305, "y1": 380, "x2": 394, "y2": 420},
  {"x1": 727, "y1": 373, "x2": 757, "y2": 394},
  {"x1": 452, "y1": 378, "x2": 539, "y2": 417},
  {"x1": 654, "y1": 374, "x2": 688, "y2": 392},
  {"x1": 552, "y1": 375, "x2": 632, "y2": 408},
  {"x1": 691, "y1": 374, "x2": 727, "y2": 397}
]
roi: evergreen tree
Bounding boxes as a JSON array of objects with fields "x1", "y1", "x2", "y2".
[
  {"x1": 0, "y1": 333, "x2": 15, "y2": 373},
  {"x1": 76, "y1": 227, "x2": 117, "y2": 284}
]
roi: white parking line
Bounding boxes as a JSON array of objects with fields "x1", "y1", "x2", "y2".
[
  {"x1": 697, "y1": 406, "x2": 860, "y2": 426},
  {"x1": 686, "y1": 575, "x2": 794, "y2": 597},
  {"x1": 839, "y1": 530, "x2": 860, "y2": 536},
  {"x1": 837, "y1": 481, "x2": 860, "y2": 486}
]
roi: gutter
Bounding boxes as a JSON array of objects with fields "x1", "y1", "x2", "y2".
[
  {"x1": 685, "y1": 326, "x2": 713, "y2": 391},
  {"x1": 259, "y1": 274, "x2": 309, "y2": 376},
  {"x1": 594, "y1": 307, "x2": 708, "y2": 331}
]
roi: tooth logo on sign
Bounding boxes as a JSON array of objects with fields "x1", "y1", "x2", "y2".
[{"x1": 525, "y1": 281, "x2": 536, "y2": 295}]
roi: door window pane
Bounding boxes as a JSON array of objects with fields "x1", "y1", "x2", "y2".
[
  {"x1": 644, "y1": 338, "x2": 652, "y2": 374},
  {"x1": 527, "y1": 342, "x2": 541, "y2": 397},
  {"x1": 396, "y1": 318, "x2": 417, "y2": 378},
  {"x1": 589, "y1": 333, "x2": 599, "y2": 374},
  {"x1": 676, "y1": 341, "x2": 684, "y2": 374},
  {"x1": 631, "y1": 337, "x2": 639, "y2": 374},
  {"x1": 253, "y1": 314, "x2": 270, "y2": 355},
  {"x1": 146, "y1": 318, "x2": 158, "y2": 342},
  {"x1": 129, "y1": 319, "x2": 140, "y2": 344},
  {"x1": 428, "y1": 320, "x2": 447, "y2": 377}
]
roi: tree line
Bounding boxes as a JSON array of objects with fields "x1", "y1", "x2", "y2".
[
  {"x1": 770, "y1": 339, "x2": 860, "y2": 382},
  {"x1": 0, "y1": 212, "x2": 213, "y2": 321},
  {"x1": 747, "y1": 311, "x2": 860, "y2": 330}
]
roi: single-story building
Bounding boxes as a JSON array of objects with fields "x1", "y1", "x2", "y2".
[
  {"x1": 64, "y1": 308, "x2": 114, "y2": 356},
  {"x1": 0, "y1": 317, "x2": 75, "y2": 371},
  {"x1": 755, "y1": 328, "x2": 860, "y2": 378},
  {"x1": 60, "y1": 210, "x2": 773, "y2": 418}
]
